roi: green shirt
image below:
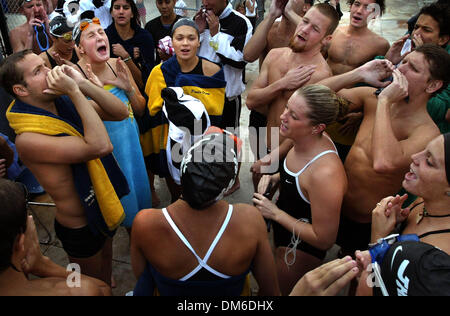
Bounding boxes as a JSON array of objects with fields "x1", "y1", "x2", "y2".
[{"x1": 427, "y1": 44, "x2": 450, "y2": 134}]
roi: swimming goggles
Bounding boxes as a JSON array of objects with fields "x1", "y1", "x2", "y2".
[
  {"x1": 79, "y1": 17, "x2": 101, "y2": 31},
  {"x1": 34, "y1": 23, "x2": 49, "y2": 51}
]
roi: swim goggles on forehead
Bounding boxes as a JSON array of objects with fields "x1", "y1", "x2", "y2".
[{"x1": 79, "y1": 17, "x2": 101, "y2": 31}]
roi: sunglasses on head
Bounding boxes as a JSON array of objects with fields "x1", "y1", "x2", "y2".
[{"x1": 79, "y1": 17, "x2": 101, "y2": 31}]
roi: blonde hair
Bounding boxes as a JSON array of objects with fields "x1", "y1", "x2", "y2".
[{"x1": 296, "y1": 84, "x2": 339, "y2": 127}]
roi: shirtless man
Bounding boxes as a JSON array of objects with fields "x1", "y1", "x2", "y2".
[
  {"x1": 0, "y1": 50, "x2": 129, "y2": 285},
  {"x1": 246, "y1": 3, "x2": 339, "y2": 186},
  {"x1": 317, "y1": 44, "x2": 450, "y2": 254},
  {"x1": 243, "y1": 0, "x2": 314, "y2": 64},
  {"x1": 0, "y1": 179, "x2": 111, "y2": 296},
  {"x1": 327, "y1": 0, "x2": 390, "y2": 75},
  {"x1": 9, "y1": 0, "x2": 53, "y2": 54}
]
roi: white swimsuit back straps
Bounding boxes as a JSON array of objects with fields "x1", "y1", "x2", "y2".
[
  {"x1": 284, "y1": 135, "x2": 339, "y2": 204},
  {"x1": 162, "y1": 205, "x2": 234, "y2": 281}
]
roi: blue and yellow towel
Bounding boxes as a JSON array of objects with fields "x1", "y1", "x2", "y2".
[
  {"x1": 141, "y1": 56, "x2": 226, "y2": 176},
  {"x1": 6, "y1": 97, "x2": 129, "y2": 237}
]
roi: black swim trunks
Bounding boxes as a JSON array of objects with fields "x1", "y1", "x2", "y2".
[{"x1": 54, "y1": 219, "x2": 107, "y2": 259}]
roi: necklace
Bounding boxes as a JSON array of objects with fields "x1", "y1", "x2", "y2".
[{"x1": 416, "y1": 204, "x2": 450, "y2": 224}]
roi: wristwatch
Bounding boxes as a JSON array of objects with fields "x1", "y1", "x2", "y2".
[{"x1": 368, "y1": 234, "x2": 419, "y2": 265}]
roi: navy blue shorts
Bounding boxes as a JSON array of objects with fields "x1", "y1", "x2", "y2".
[{"x1": 54, "y1": 219, "x2": 107, "y2": 259}]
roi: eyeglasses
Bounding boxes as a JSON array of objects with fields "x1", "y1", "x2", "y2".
[{"x1": 79, "y1": 17, "x2": 101, "y2": 32}]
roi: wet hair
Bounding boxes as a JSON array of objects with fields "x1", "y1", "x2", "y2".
[
  {"x1": 415, "y1": 44, "x2": 450, "y2": 96},
  {"x1": 296, "y1": 84, "x2": 339, "y2": 127},
  {"x1": 110, "y1": 0, "x2": 140, "y2": 29},
  {"x1": 171, "y1": 18, "x2": 200, "y2": 38},
  {"x1": 313, "y1": 3, "x2": 340, "y2": 36},
  {"x1": 0, "y1": 49, "x2": 33, "y2": 97},
  {"x1": 0, "y1": 179, "x2": 28, "y2": 273},
  {"x1": 347, "y1": 0, "x2": 385, "y2": 16},
  {"x1": 417, "y1": 3, "x2": 450, "y2": 41}
]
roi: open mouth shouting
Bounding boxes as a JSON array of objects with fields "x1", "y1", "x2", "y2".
[
  {"x1": 404, "y1": 165, "x2": 417, "y2": 182},
  {"x1": 97, "y1": 44, "x2": 109, "y2": 57}
]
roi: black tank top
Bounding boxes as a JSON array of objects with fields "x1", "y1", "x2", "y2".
[
  {"x1": 273, "y1": 147, "x2": 338, "y2": 259},
  {"x1": 181, "y1": 58, "x2": 203, "y2": 75}
]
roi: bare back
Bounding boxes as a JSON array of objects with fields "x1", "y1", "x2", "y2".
[
  {"x1": 341, "y1": 89, "x2": 440, "y2": 223},
  {"x1": 265, "y1": 48, "x2": 332, "y2": 149},
  {"x1": 327, "y1": 26, "x2": 390, "y2": 75},
  {"x1": 131, "y1": 199, "x2": 278, "y2": 294}
]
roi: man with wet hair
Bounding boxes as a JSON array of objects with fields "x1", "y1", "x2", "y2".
[
  {"x1": 326, "y1": 0, "x2": 390, "y2": 75},
  {"x1": 318, "y1": 44, "x2": 450, "y2": 254},
  {"x1": 246, "y1": 3, "x2": 339, "y2": 189}
]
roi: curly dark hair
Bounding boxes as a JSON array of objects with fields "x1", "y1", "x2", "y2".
[
  {"x1": 418, "y1": 2, "x2": 450, "y2": 39},
  {"x1": 347, "y1": 0, "x2": 385, "y2": 16}
]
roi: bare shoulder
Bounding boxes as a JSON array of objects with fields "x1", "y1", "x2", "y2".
[
  {"x1": 408, "y1": 119, "x2": 440, "y2": 143},
  {"x1": 371, "y1": 32, "x2": 390, "y2": 52},
  {"x1": 306, "y1": 153, "x2": 347, "y2": 193},
  {"x1": 133, "y1": 208, "x2": 164, "y2": 229},
  {"x1": 233, "y1": 203, "x2": 260, "y2": 216},
  {"x1": 312, "y1": 153, "x2": 345, "y2": 177},
  {"x1": 202, "y1": 58, "x2": 221, "y2": 77},
  {"x1": 332, "y1": 25, "x2": 347, "y2": 37},
  {"x1": 110, "y1": 57, "x2": 119, "y2": 69},
  {"x1": 266, "y1": 47, "x2": 289, "y2": 60},
  {"x1": 311, "y1": 60, "x2": 333, "y2": 83},
  {"x1": 231, "y1": 203, "x2": 267, "y2": 234}
]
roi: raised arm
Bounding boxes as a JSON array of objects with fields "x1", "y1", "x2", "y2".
[
  {"x1": 372, "y1": 70, "x2": 440, "y2": 173},
  {"x1": 203, "y1": 10, "x2": 252, "y2": 69},
  {"x1": 63, "y1": 65, "x2": 129, "y2": 121},
  {"x1": 106, "y1": 58, "x2": 146, "y2": 117},
  {"x1": 243, "y1": 0, "x2": 284, "y2": 62},
  {"x1": 282, "y1": 0, "x2": 302, "y2": 26},
  {"x1": 112, "y1": 43, "x2": 144, "y2": 89},
  {"x1": 318, "y1": 59, "x2": 394, "y2": 92},
  {"x1": 16, "y1": 67, "x2": 113, "y2": 164}
]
